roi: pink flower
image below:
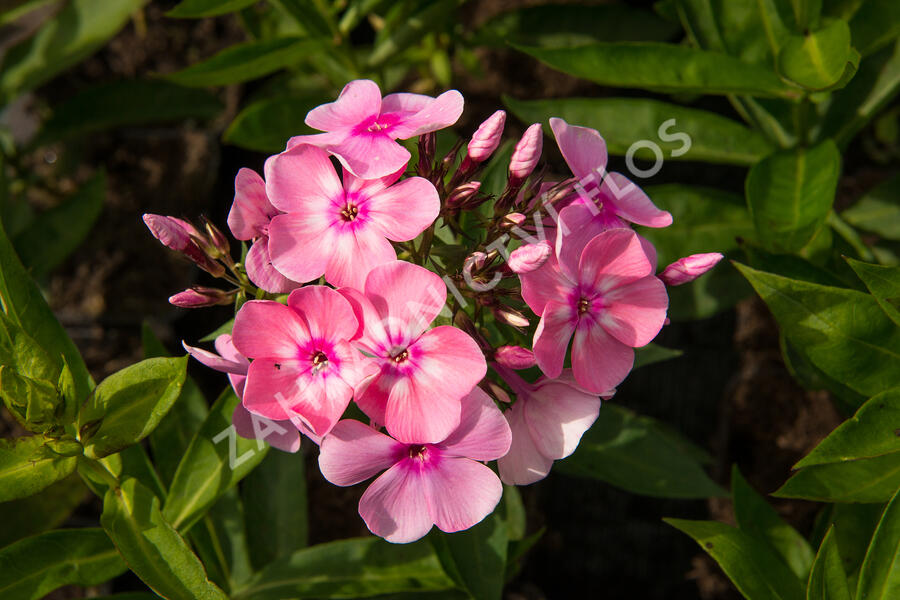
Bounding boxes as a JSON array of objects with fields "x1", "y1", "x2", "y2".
[
  {"x1": 519, "y1": 228, "x2": 668, "y2": 393},
  {"x1": 659, "y1": 253, "x2": 724, "y2": 286},
  {"x1": 227, "y1": 168, "x2": 300, "y2": 294},
  {"x1": 287, "y1": 79, "x2": 464, "y2": 179},
  {"x1": 265, "y1": 144, "x2": 439, "y2": 290},
  {"x1": 318, "y1": 387, "x2": 511, "y2": 543},
  {"x1": 509, "y1": 123, "x2": 543, "y2": 185},
  {"x1": 231, "y1": 286, "x2": 373, "y2": 437},
  {"x1": 340, "y1": 261, "x2": 487, "y2": 444},
  {"x1": 495, "y1": 367, "x2": 604, "y2": 485},
  {"x1": 508, "y1": 241, "x2": 551, "y2": 274}
]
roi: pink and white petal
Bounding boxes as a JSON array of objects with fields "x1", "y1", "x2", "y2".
[
  {"x1": 304, "y1": 79, "x2": 382, "y2": 131},
  {"x1": 549, "y1": 117, "x2": 607, "y2": 182},
  {"x1": 571, "y1": 322, "x2": 634, "y2": 393},
  {"x1": 359, "y1": 461, "x2": 433, "y2": 544},
  {"x1": 290, "y1": 373, "x2": 355, "y2": 437},
  {"x1": 245, "y1": 237, "x2": 301, "y2": 294},
  {"x1": 578, "y1": 229, "x2": 654, "y2": 294},
  {"x1": 389, "y1": 90, "x2": 465, "y2": 139},
  {"x1": 232, "y1": 300, "x2": 310, "y2": 359},
  {"x1": 328, "y1": 133, "x2": 411, "y2": 180},
  {"x1": 229, "y1": 373, "x2": 246, "y2": 400},
  {"x1": 525, "y1": 380, "x2": 601, "y2": 460},
  {"x1": 601, "y1": 172, "x2": 672, "y2": 228},
  {"x1": 439, "y1": 387, "x2": 511, "y2": 461},
  {"x1": 366, "y1": 177, "x2": 440, "y2": 241},
  {"x1": 497, "y1": 402, "x2": 554, "y2": 485},
  {"x1": 518, "y1": 253, "x2": 573, "y2": 317},
  {"x1": 384, "y1": 371, "x2": 462, "y2": 445},
  {"x1": 290, "y1": 415, "x2": 323, "y2": 445},
  {"x1": 379, "y1": 92, "x2": 432, "y2": 119},
  {"x1": 324, "y1": 226, "x2": 397, "y2": 290},
  {"x1": 264, "y1": 144, "x2": 344, "y2": 213},
  {"x1": 638, "y1": 233, "x2": 658, "y2": 272},
  {"x1": 288, "y1": 285, "x2": 358, "y2": 342},
  {"x1": 214, "y1": 334, "x2": 248, "y2": 367},
  {"x1": 408, "y1": 325, "x2": 488, "y2": 403},
  {"x1": 318, "y1": 419, "x2": 403, "y2": 486},
  {"x1": 331, "y1": 339, "x2": 379, "y2": 389},
  {"x1": 364, "y1": 261, "x2": 446, "y2": 344},
  {"x1": 342, "y1": 164, "x2": 404, "y2": 198},
  {"x1": 232, "y1": 402, "x2": 301, "y2": 453},
  {"x1": 532, "y1": 301, "x2": 577, "y2": 380},
  {"x1": 424, "y1": 456, "x2": 503, "y2": 534},
  {"x1": 354, "y1": 370, "x2": 391, "y2": 426},
  {"x1": 182, "y1": 341, "x2": 246, "y2": 375},
  {"x1": 338, "y1": 287, "x2": 389, "y2": 351},
  {"x1": 556, "y1": 203, "x2": 607, "y2": 281},
  {"x1": 242, "y1": 358, "x2": 310, "y2": 421},
  {"x1": 268, "y1": 213, "x2": 333, "y2": 284},
  {"x1": 228, "y1": 168, "x2": 277, "y2": 240},
  {"x1": 600, "y1": 276, "x2": 668, "y2": 347},
  {"x1": 285, "y1": 130, "x2": 348, "y2": 151}
]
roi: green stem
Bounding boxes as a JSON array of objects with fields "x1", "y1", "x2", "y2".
[{"x1": 78, "y1": 456, "x2": 120, "y2": 491}]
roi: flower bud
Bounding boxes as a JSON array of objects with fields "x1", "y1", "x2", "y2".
[
  {"x1": 417, "y1": 132, "x2": 436, "y2": 177},
  {"x1": 143, "y1": 214, "x2": 196, "y2": 252},
  {"x1": 487, "y1": 381, "x2": 512, "y2": 404},
  {"x1": 202, "y1": 217, "x2": 231, "y2": 259},
  {"x1": 447, "y1": 181, "x2": 482, "y2": 208},
  {"x1": 464, "y1": 251, "x2": 488, "y2": 273},
  {"x1": 169, "y1": 287, "x2": 233, "y2": 308},
  {"x1": 467, "y1": 110, "x2": 506, "y2": 163},
  {"x1": 501, "y1": 212, "x2": 526, "y2": 229},
  {"x1": 494, "y1": 345, "x2": 536, "y2": 370},
  {"x1": 508, "y1": 241, "x2": 551, "y2": 274},
  {"x1": 493, "y1": 305, "x2": 529, "y2": 328},
  {"x1": 659, "y1": 253, "x2": 724, "y2": 286},
  {"x1": 509, "y1": 123, "x2": 543, "y2": 185}
]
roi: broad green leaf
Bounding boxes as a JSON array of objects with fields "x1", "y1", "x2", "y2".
[
  {"x1": 820, "y1": 503, "x2": 886, "y2": 579},
  {"x1": 633, "y1": 343, "x2": 683, "y2": 369},
  {"x1": 677, "y1": 0, "x2": 794, "y2": 63},
  {"x1": 775, "y1": 451, "x2": 900, "y2": 502},
  {"x1": 732, "y1": 466, "x2": 814, "y2": 580},
  {"x1": 845, "y1": 258, "x2": 900, "y2": 325},
  {"x1": 430, "y1": 512, "x2": 507, "y2": 600},
  {"x1": 223, "y1": 93, "x2": 328, "y2": 153},
  {"x1": 367, "y1": 0, "x2": 459, "y2": 68},
  {"x1": 473, "y1": 4, "x2": 679, "y2": 47},
  {"x1": 0, "y1": 0, "x2": 58, "y2": 27},
  {"x1": 503, "y1": 95, "x2": 773, "y2": 165},
  {"x1": 500, "y1": 485, "x2": 526, "y2": 541},
  {"x1": 13, "y1": 171, "x2": 104, "y2": 278},
  {"x1": 0, "y1": 436, "x2": 77, "y2": 502},
  {"x1": 849, "y1": 0, "x2": 900, "y2": 56},
  {"x1": 666, "y1": 518, "x2": 806, "y2": 600},
  {"x1": 512, "y1": 42, "x2": 801, "y2": 98},
  {"x1": 33, "y1": 81, "x2": 222, "y2": 146},
  {"x1": 200, "y1": 318, "x2": 234, "y2": 342},
  {"x1": 165, "y1": 37, "x2": 318, "y2": 88},
  {"x1": 0, "y1": 367, "x2": 59, "y2": 432},
  {"x1": 780, "y1": 333, "x2": 867, "y2": 412},
  {"x1": 0, "y1": 0, "x2": 148, "y2": 104},
  {"x1": 746, "y1": 140, "x2": 841, "y2": 253},
  {"x1": 0, "y1": 474, "x2": 86, "y2": 547},
  {"x1": 856, "y1": 486, "x2": 900, "y2": 599},
  {"x1": 792, "y1": 0, "x2": 824, "y2": 30},
  {"x1": 743, "y1": 243, "x2": 853, "y2": 288},
  {"x1": 101, "y1": 478, "x2": 227, "y2": 600},
  {"x1": 778, "y1": 20, "x2": 858, "y2": 90},
  {"x1": 89, "y1": 595, "x2": 160, "y2": 600},
  {"x1": 190, "y1": 488, "x2": 253, "y2": 592},
  {"x1": 807, "y1": 527, "x2": 852, "y2": 600},
  {"x1": 842, "y1": 173, "x2": 900, "y2": 240},
  {"x1": 242, "y1": 448, "x2": 308, "y2": 571},
  {"x1": 269, "y1": 0, "x2": 334, "y2": 37},
  {"x1": 231, "y1": 537, "x2": 456, "y2": 600},
  {"x1": 555, "y1": 404, "x2": 726, "y2": 498},
  {"x1": 79, "y1": 356, "x2": 188, "y2": 459},
  {"x1": 167, "y1": 0, "x2": 258, "y2": 18},
  {"x1": 734, "y1": 264, "x2": 900, "y2": 398},
  {"x1": 163, "y1": 388, "x2": 267, "y2": 532},
  {"x1": 0, "y1": 528, "x2": 125, "y2": 600}
]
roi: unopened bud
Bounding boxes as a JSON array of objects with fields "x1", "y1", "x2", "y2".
[
  {"x1": 202, "y1": 218, "x2": 231, "y2": 259},
  {"x1": 447, "y1": 181, "x2": 482, "y2": 208},
  {"x1": 169, "y1": 287, "x2": 234, "y2": 308},
  {"x1": 417, "y1": 132, "x2": 436, "y2": 177},
  {"x1": 509, "y1": 123, "x2": 543, "y2": 185},
  {"x1": 464, "y1": 251, "x2": 488, "y2": 273},
  {"x1": 467, "y1": 110, "x2": 506, "y2": 163},
  {"x1": 508, "y1": 241, "x2": 551, "y2": 274},
  {"x1": 143, "y1": 214, "x2": 197, "y2": 252},
  {"x1": 659, "y1": 253, "x2": 724, "y2": 286},
  {"x1": 494, "y1": 345, "x2": 536, "y2": 370},
  {"x1": 487, "y1": 381, "x2": 512, "y2": 404},
  {"x1": 501, "y1": 212, "x2": 526, "y2": 229},
  {"x1": 493, "y1": 305, "x2": 529, "y2": 328}
]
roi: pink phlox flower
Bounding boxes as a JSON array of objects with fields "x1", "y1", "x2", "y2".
[
  {"x1": 287, "y1": 79, "x2": 464, "y2": 179},
  {"x1": 339, "y1": 261, "x2": 487, "y2": 444},
  {"x1": 227, "y1": 168, "x2": 300, "y2": 294},
  {"x1": 519, "y1": 228, "x2": 669, "y2": 393},
  {"x1": 659, "y1": 252, "x2": 724, "y2": 286},
  {"x1": 495, "y1": 366, "x2": 606, "y2": 485},
  {"x1": 231, "y1": 286, "x2": 374, "y2": 438},
  {"x1": 265, "y1": 144, "x2": 440, "y2": 290},
  {"x1": 318, "y1": 387, "x2": 511, "y2": 543}
]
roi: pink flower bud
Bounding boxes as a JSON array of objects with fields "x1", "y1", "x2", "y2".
[
  {"x1": 464, "y1": 251, "x2": 488, "y2": 273},
  {"x1": 467, "y1": 110, "x2": 506, "y2": 163},
  {"x1": 508, "y1": 241, "x2": 551, "y2": 274},
  {"x1": 494, "y1": 345, "x2": 536, "y2": 370},
  {"x1": 494, "y1": 305, "x2": 529, "y2": 328},
  {"x1": 487, "y1": 381, "x2": 512, "y2": 404},
  {"x1": 168, "y1": 287, "x2": 233, "y2": 308},
  {"x1": 202, "y1": 218, "x2": 231, "y2": 259},
  {"x1": 447, "y1": 181, "x2": 482, "y2": 208},
  {"x1": 501, "y1": 212, "x2": 526, "y2": 228},
  {"x1": 509, "y1": 123, "x2": 543, "y2": 184},
  {"x1": 659, "y1": 253, "x2": 724, "y2": 286},
  {"x1": 143, "y1": 214, "x2": 195, "y2": 252}
]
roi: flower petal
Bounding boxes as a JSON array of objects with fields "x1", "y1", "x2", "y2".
[
  {"x1": 264, "y1": 144, "x2": 343, "y2": 213},
  {"x1": 364, "y1": 261, "x2": 446, "y2": 345},
  {"x1": 245, "y1": 236, "x2": 300, "y2": 294},
  {"x1": 518, "y1": 253, "x2": 573, "y2": 317},
  {"x1": 533, "y1": 301, "x2": 577, "y2": 380},
  {"x1": 290, "y1": 371, "x2": 355, "y2": 437},
  {"x1": 571, "y1": 322, "x2": 633, "y2": 393},
  {"x1": 319, "y1": 419, "x2": 403, "y2": 486},
  {"x1": 366, "y1": 176, "x2": 440, "y2": 241},
  {"x1": 305, "y1": 79, "x2": 382, "y2": 131},
  {"x1": 182, "y1": 340, "x2": 246, "y2": 375},
  {"x1": 287, "y1": 285, "x2": 359, "y2": 342},
  {"x1": 601, "y1": 172, "x2": 672, "y2": 227},
  {"x1": 242, "y1": 358, "x2": 310, "y2": 421},
  {"x1": 550, "y1": 117, "x2": 607, "y2": 182},
  {"x1": 232, "y1": 300, "x2": 309, "y2": 359},
  {"x1": 359, "y1": 461, "x2": 433, "y2": 543},
  {"x1": 525, "y1": 378, "x2": 601, "y2": 460},
  {"x1": 228, "y1": 168, "x2": 277, "y2": 240},
  {"x1": 387, "y1": 90, "x2": 465, "y2": 139},
  {"x1": 497, "y1": 402, "x2": 554, "y2": 485},
  {"x1": 439, "y1": 387, "x2": 511, "y2": 461},
  {"x1": 324, "y1": 225, "x2": 397, "y2": 290},
  {"x1": 600, "y1": 276, "x2": 668, "y2": 347},
  {"x1": 268, "y1": 212, "x2": 332, "y2": 284},
  {"x1": 232, "y1": 402, "x2": 301, "y2": 453},
  {"x1": 329, "y1": 133, "x2": 411, "y2": 180},
  {"x1": 578, "y1": 229, "x2": 654, "y2": 294},
  {"x1": 424, "y1": 456, "x2": 503, "y2": 534}
]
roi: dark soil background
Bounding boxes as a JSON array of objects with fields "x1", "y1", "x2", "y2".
[{"x1": 5, "y1": 0, "x2": 891, "y2": 598}]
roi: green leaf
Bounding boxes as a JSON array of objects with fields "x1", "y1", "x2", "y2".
[
  {"x1": 845, "y1": 259, "x2": 900, "y2": 326},
  {"x1": 190, "y1": 488, "x2": 253, "y2": 592},
  {"x1": 0, "y1": 436, "x2": 77, "y2": 502},
  {"x1": 734, "y1": 263, "x2": 900, "y2": 398},
  {"x1": 231, "y1": 537, "x2": 457, "y2": 600},
  {"x1": 0, "y1": 0, "x2": 148, "y2": 105},
  {"x1": 807, "y1": 526, "x2": 852, "y2": 600},
  {"x1": 842, "y1": 173, "x2": 900, "y2": 240},
  {"x1": 163, "y1": 388, "x2": 267, "y2": 532},
  {"x1": 101, "y1": 477, "x2": 228, "y2": 600},
  {"x1": 0, "y1": 367, "x2": 59, "y2": 433},
  {"x1": 500, "y1": 485, "x2": 526, "y2": 541},
  {"x1": 13, "y1": 171, "x2": 104, "y2": 278},
  {"x1": 0, "y1": 0, "x2": 58, "y2": 27},
  {"x1": 556, "y1": 404, "x2": 726, "y2": 498},
  {"x1": 430, "y1": 512, "x2": 507, "y2": 600},
  {"x1": 503, "y1": 95, "x2": 773, "y2": 166},
  {"x1": 200, "y1": 318, "x2": 234, "y2": 343},
  {"x1": 34, "y1": 80, "x2": 222, "y2": 146},
  {"x1": 165, "y1": 37, "x2": 318, "y2": 88},
  {"x1": 0, "y1": 474, "x2": 87, "y2": 548},
  {"x1": 792, "y1": 0, "x2": 824, "y2": 30},
  {"x1": 79, "y1": 356, "x2": 188, "y2": 459},
  {"x1": 241, "y1": 448, "x2": 308, "y2": 571},
  {"x1": 0, "y1": 528, "x2": 125, "y2": 600},
  {"x1": 732, "y1": 465, "x2": 815, "y2": 580},
  {"x1": 512, "y1": 42, "x2": 800, "y2": 98},
  {"x1": 746, "y1": 140, "x2": 841, "y2": 253},
  {"x1": 223, "y1": 93, "x2": 328, "y2": 153},
  {"x1": 775, "y1": 451, "x2": 900, "y2": 502},
  {"x1": 848, "y1": 0, "x2": 900, "y2": 56},
  {"x1": 633, "y1": 343, "x2": 683, "y2": 369},
  {"x1": 666, "y1": 518, "x2": 806, "y2": 600},
  {"x1": 778, "y1": 20, "x2": 858, "y2": 90},
  {"x1": 367, "y1": 0, "x2": 460, "y2": 68},
  {"x1": 856, "y1": 486, "x2": 900, "y2": 599},
  {"x1": 166, "y1": 0, "x2": 258, "y2": 18}
]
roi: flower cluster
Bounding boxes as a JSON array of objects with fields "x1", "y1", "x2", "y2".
[{"x1": 145, "y1": 80, "x2": 722, "y2": 543}]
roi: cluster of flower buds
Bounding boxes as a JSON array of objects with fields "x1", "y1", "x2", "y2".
[{"x1": 146, "y1": 80, "x2": 722, "y2": 544}]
